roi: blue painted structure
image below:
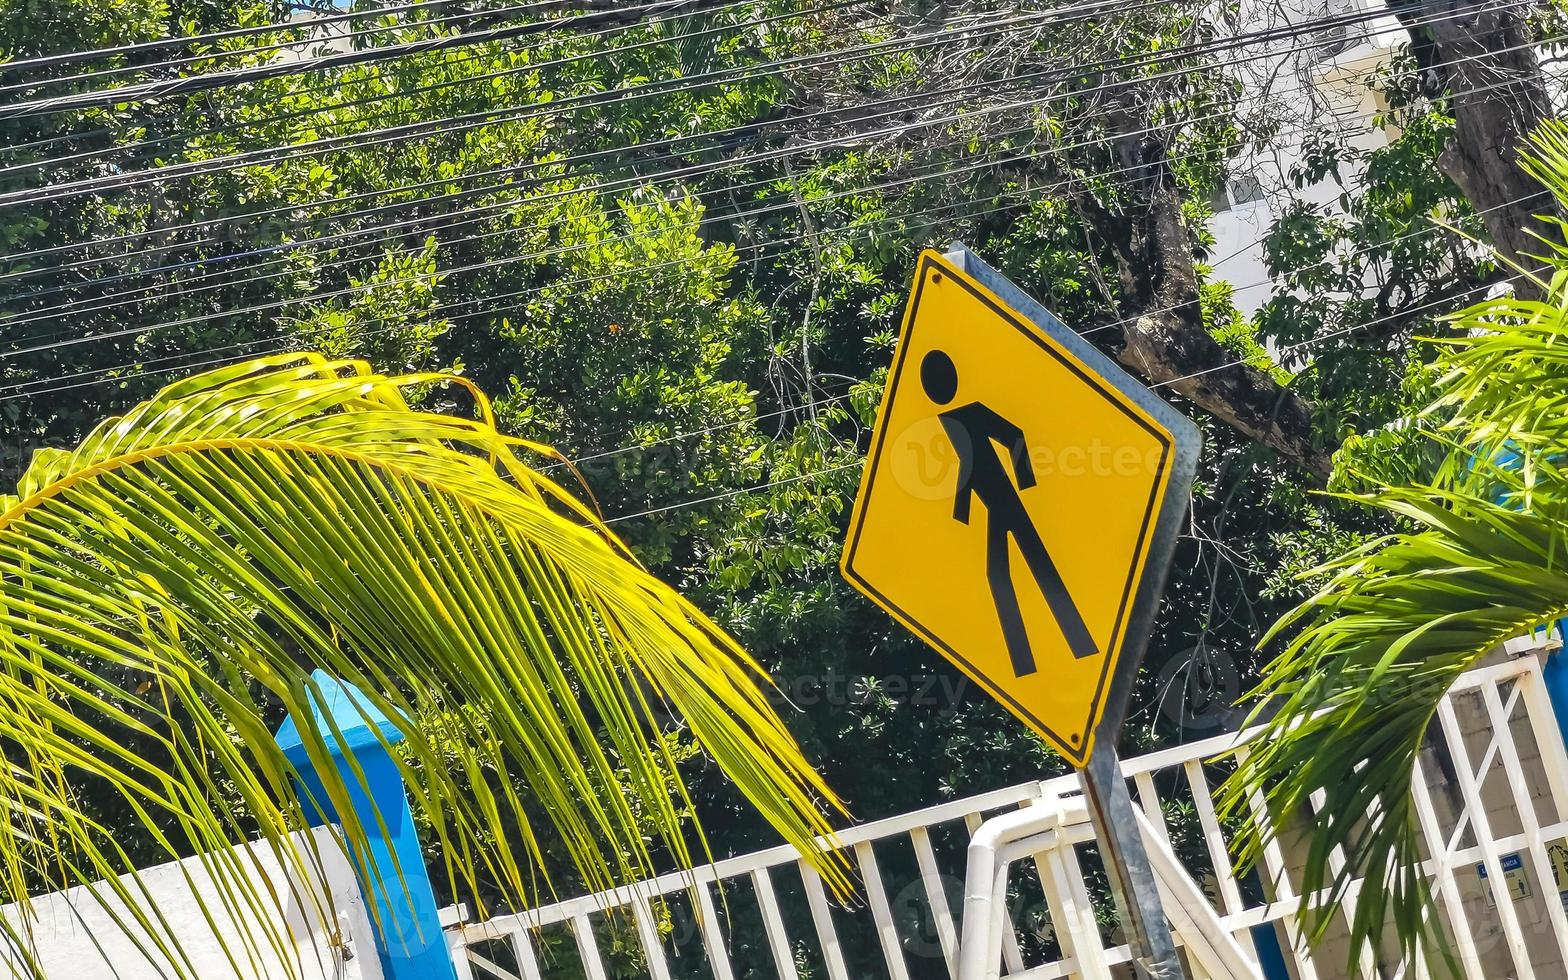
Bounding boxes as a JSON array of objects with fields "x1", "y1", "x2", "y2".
[
  {"x1": 274, "y1": 669, "x2": 457, "y2": 980},
  {"x1": 1240, "y1": 867, "x2": 1292, "y2": 980},
  {"x1": 1249, "y1": 920, "x2": 1292, "y2": 980},
  {"x1": 1484, "y1": 448, "x2": 1568, "y2": 796},
  {"x1": 1542, "y1": 619, "x2": 1568, "y2": 754}
]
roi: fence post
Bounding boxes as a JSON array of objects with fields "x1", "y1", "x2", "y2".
[{"x1": 274, "y1": 669, "x2": 458, "y2": 980}]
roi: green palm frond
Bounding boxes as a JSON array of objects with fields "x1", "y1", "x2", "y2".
[
  {"x1": 0, "y1": 352, "x2": 847, "y2": 977},
  {"x1": 1219, "y1": 121, "x2": 1568, "y2": 972}
]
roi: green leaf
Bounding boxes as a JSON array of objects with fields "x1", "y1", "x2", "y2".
[{"x1": 0, "y1": 352, "x2": 848, "y2": 978}]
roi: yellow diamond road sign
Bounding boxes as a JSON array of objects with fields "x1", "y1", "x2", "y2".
[{"x1": 841, "y1": 246, "x2": 1200, "y2": 767}]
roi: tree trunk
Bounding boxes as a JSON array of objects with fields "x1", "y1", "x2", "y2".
[
  {"x1": 1046, "y1": 0, "x2": 1550, "y2": 478},
  {"x1": 1072, "y1": 108, "x2": 1335, "y2": 479},
  {"x1": 1391, "y1": 0, "x2": 1557, "y2": 297}
]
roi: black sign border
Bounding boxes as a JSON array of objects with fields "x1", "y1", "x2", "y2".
[{"x1": 842, "y1": 247, "x2": 1201, "y2": 764}]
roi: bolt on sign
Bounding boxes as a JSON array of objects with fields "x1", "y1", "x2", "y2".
[{"x1": 841, "y1": 245, "x2": 1200, "y2": 767}]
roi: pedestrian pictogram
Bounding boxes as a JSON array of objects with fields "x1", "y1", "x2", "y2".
[
  {"x1": 921, "y1": 348, "x2": 1097, "y2": 672},
  {"x1": 840, "y1": 245, "x2": 1199, "y2": 767}
]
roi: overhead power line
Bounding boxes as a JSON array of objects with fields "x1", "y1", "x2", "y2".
[
  {"x1": 17, "y1": 32, "x2": 1312, "y2": 329},
  {"x1": 0, "y1": 0, "x2": 1130, "y2": 199},
  {"x1": 0, "y1": 77, "x2": 1368, "y2": 333},
  {"x1": 0, "y1": 134, "x2": 1087, "y2": 355},
  {"x1": 9, "y1": 110, "x2": 1536, "y2": 411},
  {"x1": 0, "y1": 0, "x2": 1492, "y2": 290},
  {"x1": 0, "y1": 187, "x2": 1055, "y2": 402},
  {"x1": 2, "y1": 3, "x2": 1537, "y2": 332},
  {"x1": 0, "y1": 0, "x2": 786, "y2": 168},
  {"x1": 1150, "y1": 266, "x2": 1546, "y2": 391},
  {"x1": 14, "y1": 30, "x2": 1477, "y2": 355},
  {"x1": 604, "y1": 462, "x2": 862, "y2": 524},
  {"x1": 0, "y1": 0, "x2": 722, "y2": 96},
  {"x1": 0, "y1": 0, "x2": 566, "y2": 75},
  {"x1": 0, "y1": 168, "x2": 1535, "y2": 502},
  {"x1": 0, "y1": 78, "x2": 1517, "y2": 384},
  {"x1": 0, "y1": 121, "x2": 1046, "y2": 327},
  {"x1": 0, "y1": 0, "x2": 768, "y2": 119},
  {"x1": 599, "y1": 261, "x2": 1546, "y2": 528},
  {"x1": 0, "y1": 49, "x2": 1080, "y2": 280},
  {"x1": 0, "y1": 0, "x2": 1542, "y2": 417},
  {"x1": 0, "y1": 0, "x2": 1456, "y2": 204},
  {"x1": 0, "y1": 84, "x2": 1525, "y2": 368}
]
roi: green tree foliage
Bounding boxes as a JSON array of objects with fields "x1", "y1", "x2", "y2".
[
  {"x1": 0, "y1": 0, "x2": 1336, "y2": 821},
  {"x1": 0, "y1": 0, "x2": 1542, "y2": 963},
  {"x1": 1254, "y1": 54, "x2": 1493, "y2": 443}
]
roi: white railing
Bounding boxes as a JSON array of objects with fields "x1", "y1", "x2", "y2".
[{"x1": 448, "y1": 646, "x2": 1568, "y2": 980}]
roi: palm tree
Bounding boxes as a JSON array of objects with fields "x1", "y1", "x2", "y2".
[
  {"x1": 1219, "y1": 123, "x2": 1568, "y2": 970},
  {"x1": 0, "y1": 352, "x2": 846, "y2": 977}
]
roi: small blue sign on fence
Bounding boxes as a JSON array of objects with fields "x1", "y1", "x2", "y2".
[
  {"x1": 1476, "y1": 851, "x2": 1532, "y2": 908},
  {"x1": 1477, "y1": 852, "x2": 1526, "y2": 877}
]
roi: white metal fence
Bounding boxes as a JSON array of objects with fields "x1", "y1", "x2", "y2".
[{"x1": 447, "y1": 646, "x2": 1568, "y2": 980}]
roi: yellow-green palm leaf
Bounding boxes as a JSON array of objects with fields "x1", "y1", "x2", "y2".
[{"x1": 0, "y1": 352, "x2": 846, "y2": 978}]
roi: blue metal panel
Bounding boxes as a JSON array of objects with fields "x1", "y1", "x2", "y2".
[{"x1": 275, "y1": 669, "x2": 457, "y2": 980}]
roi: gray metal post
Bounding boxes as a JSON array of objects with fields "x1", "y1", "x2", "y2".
[{"x1": 1081, "y1": 738, "x2": 1187, "y2": 980}]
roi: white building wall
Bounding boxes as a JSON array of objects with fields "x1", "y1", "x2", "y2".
[
  {"x1": 0, "y1": 826, "x2": 383, "y2": 980},
  {"x1": 1209, "y1": 0, "x2": 1405, "y2": 313}
]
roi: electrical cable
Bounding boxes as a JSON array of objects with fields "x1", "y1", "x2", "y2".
[
  {"x1": 0, "y1": 8, "x2": 1198, "y2": 277},
  {"x1": 13, "y1": 43, "x2": 1418, "y2": 351},
  {"x1": 0, "y1": 4, "x2": 1542, "y2": 401},
  {"x1": 597, "y1": 261, "x2": 1550, "y2": 527},
  {"x1": 0, "y1": 0, "x2": 1165, "y2": 204},
  {"x1": 0, "y1": 174, "x2": 1536, "y2": 534},
  {"x1": 6, "y1": 25, "x2": 1540, "y2": 340},
  {"x1": 0, "y1": 0, "x2": 827, "y2": 172},
  {"x1": 0, "y1": 121, "x2": 1049, "y2": 326},
  {"x1": 12, "y1": 126, "x2": 1537, "y2": 413},
  {"x1": 0, "y1": 0, "x2": 1072, "y2": 210},
  {"x1": 0, "y1": 177, "x2": 1077, "y2": 398},
  {"x1": 603, "y1": 462, "x2": 862, "y2": 523},
  {"x1": 1, "y1": 0, "x2": 1507, "y2": 284},
  {"x1": 0, "y1": 0, "x2": 1454, "y2": 204},
  {"x1": 20, "y1": 29, "x2": 1350, "y2": 329},
  {"x1": 0, "y1": 117, "x2": 1507, "y2": 379},
  {"x1": 0, "y1": 7, "x2": 1536, "y2": 537},
  {"x1": 0, "y1": 0, "x2": 563, "y2": 75},
  {"x1": 0, "y1": 0, "x2": 1112, "y2": 122},
  {"x1": 0, "y1": 130, "x2": 1083, "y2": 351},
  {"x1": 3, "y1": 133, "x2": 1526, "y2": 406},
  {"x1": 2, "y1": 22, "x2": 921, "y2": 274},
  {"x1": 3, "y1": 0, "x2": 1480, "y2": 351},
  {"x1": 553, "y1": 381, "x2": 857, "y2": 467},
  {"x1": 0, "y1": 73, "x2": 1367, "y2": 330},
  {"x1": 0, "y1": 0, "x2": 728, "y2": 96},
  {"x1": 0, "y1": 55, "x2": 1102, "y2": 293},
  {"x1": 27, "y1": 5, "x2": 1540, "y2": 321},
  {"x1": 1147, "y1": 266, "x2": 1542, "y2": 390},
  {"x1": 0, "y1": 0, "x2": 809, "y2": 119}
]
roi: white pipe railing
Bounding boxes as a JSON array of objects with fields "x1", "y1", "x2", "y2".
[{"x1": 449, "y1": 645, "x2": 1568, "y2": 980}]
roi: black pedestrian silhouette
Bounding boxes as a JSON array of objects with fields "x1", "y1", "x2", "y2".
[{"x1": 921, "y1": 349, "x2": 1098, "y2": 676}]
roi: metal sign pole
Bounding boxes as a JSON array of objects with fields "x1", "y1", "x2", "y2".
[
  {"x1": 839, "y1": 243, "x2": 1203, "y2": 980},
  {"x1": 1080, "y1": 737, "x2": 1186, "y2": 980}
]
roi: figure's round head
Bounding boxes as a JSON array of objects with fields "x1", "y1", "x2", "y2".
[{"x1": 921, "y1": 349, "x2": 958, "y2": 405}]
